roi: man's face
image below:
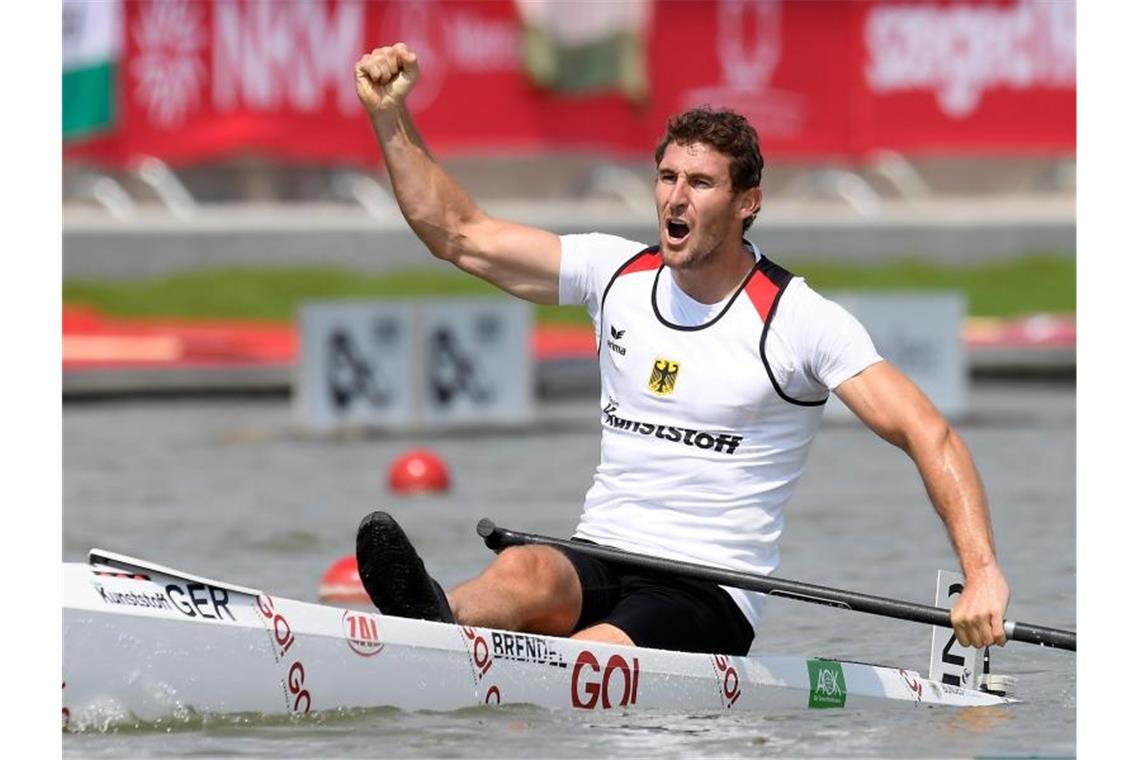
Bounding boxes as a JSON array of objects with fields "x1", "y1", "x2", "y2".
[{"x1": 654, "y1": 141, "x2": 754, "y2": 271}]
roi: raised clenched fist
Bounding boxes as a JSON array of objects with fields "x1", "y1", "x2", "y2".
[{"x1": 354, "y1": 43, "x2": 420, "y2": 114}]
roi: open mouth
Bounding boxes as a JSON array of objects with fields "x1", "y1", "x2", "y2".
[{"x1": 665, "y1": 219, "x2": 690, "y2": 243}]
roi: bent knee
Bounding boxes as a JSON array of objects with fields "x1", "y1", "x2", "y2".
[
  {"x1": 487, "y1": 546, "x2": 576, "y2": 592},
  {"x1": 485, "y1": 546, "x2": 581, "y2": 631}
]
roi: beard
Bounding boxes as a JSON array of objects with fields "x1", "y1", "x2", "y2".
[
  {"x1": 659, "y1": 224, "x2": 729, "y2": 271},
  {"x1": 666, "y1": 243, "x2": 715, "y2": 271}
]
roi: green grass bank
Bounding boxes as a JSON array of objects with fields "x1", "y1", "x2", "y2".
[{"x1": 63, "y1": 255, "x2": 1075, "y2": 325}]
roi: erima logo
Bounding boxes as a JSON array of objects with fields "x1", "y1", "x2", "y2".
[{"x1": 606, "y1": 325, "x2": 627, "y2": 356}]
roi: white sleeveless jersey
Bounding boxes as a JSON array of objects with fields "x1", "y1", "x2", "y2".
[{"x1": 559, "y1": 233, "x2": 882, "y2": 630}]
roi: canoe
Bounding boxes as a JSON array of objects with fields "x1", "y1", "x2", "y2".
[{"x1": 62, "y1": 549, "x2": 1013, "y2": 728}]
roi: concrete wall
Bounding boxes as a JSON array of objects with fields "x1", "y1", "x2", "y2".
[{"x1": 63, "y1": 198, "x2": 1074, "y2": 280}]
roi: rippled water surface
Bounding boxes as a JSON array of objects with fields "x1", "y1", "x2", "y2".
[{"x1": 63, "y1": 383, "x2": 1076, "y2": 757}]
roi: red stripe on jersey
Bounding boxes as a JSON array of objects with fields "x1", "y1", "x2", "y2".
[
  {"x1": 744, "y1": 271, "x2": 780, "y2": 322},
  {"x1": 618, "y1": 251, "x2": 661, "y2": 277}
]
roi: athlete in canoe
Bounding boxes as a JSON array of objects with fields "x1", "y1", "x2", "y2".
[{"x1": 351, "y1": 42, "x2": 1010, "y2": 655}]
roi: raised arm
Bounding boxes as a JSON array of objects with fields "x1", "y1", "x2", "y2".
[
  {"x1": 354, "y1": 43, "x2": 561, "y2": 304},
  {"x1": 834, "y1": 361, "x2": 1010, "y2": 648}
]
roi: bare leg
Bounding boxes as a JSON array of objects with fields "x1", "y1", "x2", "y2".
[
  {"x1": 571, "y1": 623, "x2": 635, "y2": 647},
  {"x1": 449, "y1": 545, "x2": 582, "y2": 635}
]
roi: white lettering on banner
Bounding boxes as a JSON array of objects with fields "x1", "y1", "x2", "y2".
[
  {"x1": 381, "y1": 0, "x2": 518, "y2": 110},
  {"x1": 680, "y1": 0, "x2": 806, "y2": 138},
  {"x1": 720, "y1": 0, "x2": 781, "y2": 92},
  {"x1": 865, "y1": 0, "x2": 1075, "y2": 119},
  {"x1": 130, "y1": 0, "x2": 208, "y2": 128},
  {"x1": 214, "y1": 0, "x2": 364, "y2": 116},
  {"x1": 131, "y1": 0, "x2": 517, "y2": 125},
  {"x1": 447, "y1": 11, "x2": 518, "y2": 71},
  {"x1": 380, "y1": 1, "x2": 447, "y2": 109}
]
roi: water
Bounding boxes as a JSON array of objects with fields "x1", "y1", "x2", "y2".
[{"x1": 63, "y1": 382, "x2": 1076, "y2": 757}]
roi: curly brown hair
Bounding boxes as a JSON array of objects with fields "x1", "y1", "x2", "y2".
[{"x1": 654, "y1": 107, "x2": 764, "y2": 231}]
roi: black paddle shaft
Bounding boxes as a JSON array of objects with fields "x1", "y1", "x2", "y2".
[{"x1": 476, "y1": 519, "x2": 1076, "y2": 652}]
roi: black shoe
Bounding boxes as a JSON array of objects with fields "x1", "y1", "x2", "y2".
[{"x1": 355, "y1": 511, "x2": 454, "y2": 623}]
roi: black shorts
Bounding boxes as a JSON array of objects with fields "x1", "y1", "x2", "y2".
[{"x1": 556, "y1": 539, "x2": 755, "y2": 656}]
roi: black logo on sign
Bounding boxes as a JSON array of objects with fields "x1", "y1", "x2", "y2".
[
  {"x1": 476, "y1": 314, "x2": 501, "y2": 342},
  {"x1": 648, "y1": 358, "x2": 680, "y2": 395},
  {"x1": 327, "y1": 329, "x2": 390, "y2": 410},
  {"x1": 430, "y1": 327, "x2": 492, "y2": 406},
  {"x1": 939, "y1": 581, "x2": 969, "y2": 687}
]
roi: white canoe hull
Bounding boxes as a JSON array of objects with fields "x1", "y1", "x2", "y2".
[{"x1": 63, "y1": 557, "x2": 1011, "y2": 728}]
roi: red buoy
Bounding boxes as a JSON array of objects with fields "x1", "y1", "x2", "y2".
[
  {"x1": 318, "y1": 555, "x2": 370, "y2": 605},
  {"x1": 388, "y1": 448, "x2": 451, "y2": 494}
]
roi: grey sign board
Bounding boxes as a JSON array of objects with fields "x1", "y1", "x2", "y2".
[
  {"x1": 824, "y1": 292, "x2": 967, "y2": 420},
  {"x1": 294, "y1": 299, "x2": 532, "y2": 432}
]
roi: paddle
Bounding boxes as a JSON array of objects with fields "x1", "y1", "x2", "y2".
[{"x1": 476, "y1": 519, "x2": 1076, "y2": 652}]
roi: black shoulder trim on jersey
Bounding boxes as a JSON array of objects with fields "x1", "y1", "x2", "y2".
[
  {"x1": 756, "y1": 256, "x2": 794, "y2": 293},
  {"x1": 597, "y1": 246, "x2": 660, "y2": 357},
  {"x1": 757, "y1": 258, "x2": 829, "y2": 408}
]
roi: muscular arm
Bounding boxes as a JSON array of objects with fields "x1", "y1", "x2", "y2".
[
  {"x1": 355, "y1": 44, "x2": 561, "y2": 304},
  {"x1": 835, "y1": 361, "x2": 1010, "y2": 648}
]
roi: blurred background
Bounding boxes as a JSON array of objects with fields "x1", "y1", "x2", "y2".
[{"x1": 62, "y1": 0, "x2": 1075, "y2": 401}]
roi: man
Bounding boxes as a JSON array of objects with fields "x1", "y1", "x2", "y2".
[{"x1": 352, "y1": 42, "x2": 1010, "y2": 655}]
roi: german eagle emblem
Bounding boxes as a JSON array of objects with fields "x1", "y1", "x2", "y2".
[{"x1": 648, "y1": 358, "x2": 680, "y2": 396}]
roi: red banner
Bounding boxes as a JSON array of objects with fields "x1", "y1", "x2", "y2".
[{"x1": 64, "y1": 0, "x2": 1075, "y2": 167}]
